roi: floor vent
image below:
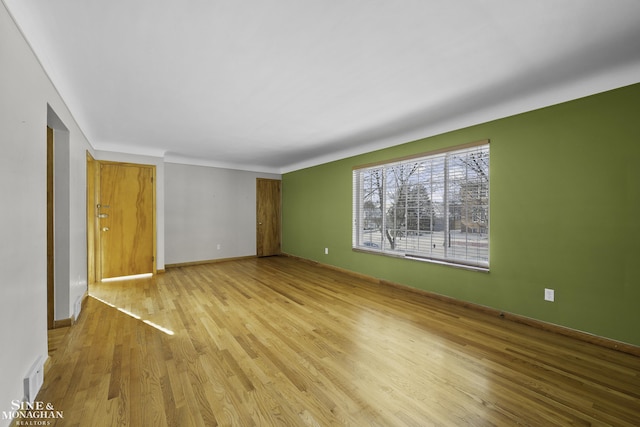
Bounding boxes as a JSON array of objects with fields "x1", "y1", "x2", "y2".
[{"x1": 23, "y1": 356, "x2": 45, "y2": 404}]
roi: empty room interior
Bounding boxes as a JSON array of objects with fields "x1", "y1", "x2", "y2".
[{"x1": 1, "y1": 1, "x2": 640, "y2": 426}]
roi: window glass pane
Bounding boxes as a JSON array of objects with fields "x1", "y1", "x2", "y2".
[
  {"x1": 353, "y1": 142, "x2": 489, "y2": 269},
  {"x1": 359, "y1": 168, "x2": 383, "y2": 249}
]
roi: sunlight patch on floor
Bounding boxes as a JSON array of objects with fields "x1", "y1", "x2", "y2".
[
  {"x1": 90, "y1": 294, "x2": 174, "y2": 335},
  {"x1": 101, "y1": 273, "x2": 153, "y2": 282}
]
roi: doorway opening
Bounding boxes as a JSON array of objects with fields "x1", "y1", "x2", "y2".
[{"x1": 46, "y1": 107, "x2": 71, "y2": 332}]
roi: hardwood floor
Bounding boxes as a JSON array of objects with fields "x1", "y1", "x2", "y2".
[
  {"x1": 47, "y1": 326, "x2": 70, "y2": 357},
  {"x1": 32, "y1": 256, "x2": 639, "y2": 426}
]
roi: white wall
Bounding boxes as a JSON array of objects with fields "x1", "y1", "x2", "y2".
[
  {"x1": 165, "y1": 163, "x2": 280, "y2": 264},
  {"x1": 0, "y1": 3, "x2": 90, "y2": 424}
]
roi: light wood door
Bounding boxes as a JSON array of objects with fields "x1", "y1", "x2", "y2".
[
  {"x1": 256, "y1": 178, "x2": 281, "y2": 257},
  {"x1": 98, "y1": 162, "x2": 155, "y2": 279},
  {"x1": 86, "y1": 153, "x2": 97, "y2": 284}
]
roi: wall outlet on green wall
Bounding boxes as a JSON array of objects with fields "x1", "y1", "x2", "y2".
[{"x1": 544, "y1": 288, "x2": 555, "y2": 302}]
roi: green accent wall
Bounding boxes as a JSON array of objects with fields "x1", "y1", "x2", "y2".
[{"x1": 282, "y1": 83, "x2": 640, "y2": 346}]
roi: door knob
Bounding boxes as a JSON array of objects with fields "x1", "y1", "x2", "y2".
[{"x1": 102, "y1": 227, "x2": 110, "y2": 231}]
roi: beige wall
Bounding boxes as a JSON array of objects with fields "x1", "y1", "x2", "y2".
[{"x1": 165, "y1": 162, "x2": 280, "y2": 264}]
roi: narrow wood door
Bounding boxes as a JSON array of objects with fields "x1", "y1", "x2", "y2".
[
  {"x1": 99, "y1": 163, "x2": 155, "y2": 279},
  {"x1": 256, "y1": 178, "x2": 281, "y2": 257},
  {"x1": 86, "y1": 153, "x2": 97, "y2": 284}
]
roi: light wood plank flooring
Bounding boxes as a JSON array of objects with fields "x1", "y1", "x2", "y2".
[
  {"x1": 47, "y1": 326, "x2": 70, "y2": 357},
  {"x1": 32, "y1": 256, "x2": 639, "y2": 426}
]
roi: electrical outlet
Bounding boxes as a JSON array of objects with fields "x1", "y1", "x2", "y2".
[
  {"x1": 544, "y1": 288, "x2": 555, "y2": 302},
  {"x1": 324, "y1": 247, "x2": 328, "y2": 255},
  {"x1": 217, "y1": 244, "x2": 221, "y2": 250}
]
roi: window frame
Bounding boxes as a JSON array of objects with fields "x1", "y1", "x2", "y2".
[{"x1": 352, "y1": 140, "x2": 490, "y2": 272}]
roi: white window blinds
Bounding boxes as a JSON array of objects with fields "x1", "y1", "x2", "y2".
[{"x1": 353, "y1": 141, "x2": 489, "y2": 270}]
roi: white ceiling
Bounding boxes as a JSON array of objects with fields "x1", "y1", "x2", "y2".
[{"x1": 5, "y1": 1, "x2": 640, "y2": 173}]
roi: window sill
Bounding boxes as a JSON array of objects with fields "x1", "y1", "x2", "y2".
[
  {"x1": 353, "y1": 248, "x2": 489, "y2": 273},
  {"x1": 404, "y1": 255, "x2": 489, "y2": 273}
]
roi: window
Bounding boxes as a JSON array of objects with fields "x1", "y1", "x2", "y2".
[{"x1": 353, "y1": 141, "x2": 489, "y2": 270}]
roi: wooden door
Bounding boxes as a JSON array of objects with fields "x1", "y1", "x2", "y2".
[
  {"x1": 256, "y1": 178, "x2": 281, "y2": 257},
  {"x1": 86, "y1": 153, "x2": 97, "y2": 284},
  {"x1": 98, "y1": 162, "x2": 155, "y2": 279}
]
